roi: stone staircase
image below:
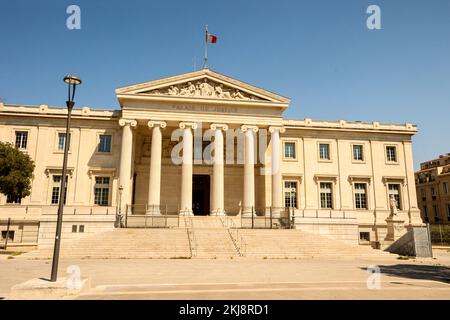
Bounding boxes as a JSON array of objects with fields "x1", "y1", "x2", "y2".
[
  {"x1": 19, "y1": 216, "x2": 395, "y2": 260},
  {"x1": 239, "y1": 229, "x2": 394, "y2": 259},
  {"x1": 192, "y1": 228, "x2": 239, "y2": 259},
  {"x1": 184, "y1": 216, "x2": 239, "y2": 259},
  {"x1": 20, "y1": 228, "x2": 191, "y2": 260}
]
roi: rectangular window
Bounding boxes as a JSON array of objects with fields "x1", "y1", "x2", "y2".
[
  {"x1": 386, "y1": 146, "x2": 397, "y2": 162},
  {"x1": 447, "y1": 204, "x2": 450, "y2": 220},
  {"x1": 320, "y1": 182, "x2": 333, "y2": 209},
  {"x1": 79, "y1": 225, "x2": 85, "y2": 233},
  {"x1": 434, "y1": 204, "x2": 439, "y2": 221},
  {"x1": 15, "y1": 131, "x2": 28, "y2": 149},
  {"x1": 423, "y1": 205, "x2": 428, "y2": 218},
  {"x1": 57, "y1": 132, "x2": 71, "y2": 151},
  {"x1": 443, "y1": 182, "x2": 448, "y2": 194},
  {"x1": 284, "y1": 142, "x2": 296, "y2": 159},
  {"x1": 94, "y1": 177, "x2": 110, "y2": 206},
  {"x1": 359, "y1": 232, "x2": 370, "y2": 242},
  {"x1": 1, "y1": 230, "x2": 14, "y2": 241},
  {"x1": 98, "y1": 135, "x2": 112, "y2": 153},
  {"x1": 421, "y1": 189, "x2": 426, "y2": 199},
  {"x1": 6, "y1": 195, "x2": 22, "y2": 204},
  {"x1": 354, "y1": 183, "x2": 368, "y2": 209},
  {"x1": 388, "y1": 184, "x2": 401, "y2": 210},
  {"x1": 431, "y1": 187, "x2": 436, "y2": 196},
  {"x1": 72, "y1": 225, "x2": 77, "y2": 233},
  {"x1": 51, "y1": 175, "x2": 67, "y2": 205},
  {"x1": 284, "y1": 181, "x2": 297, "y2": 208},
  {"x1": 353, "y1": 145, "x2": 364, "y2": 161},
  {"x1": 319, "y1": 144, "x2": 330, "y2": 160}
]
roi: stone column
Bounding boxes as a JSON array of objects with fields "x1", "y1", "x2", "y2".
[
  {"x1": 210, "y1": 124, "x2": 228, "y2": 216},
  {"x1": 179, "y1": 122, "x2": 197, "y2": 215},
  {"x1": 118, "y1": 119, "x2": 137, "y2": 217},
  {"x1": 147, "y1": 121, "x2": 167, "y2": 214},
  {"x1": 241, "y1": 125, "x2": 258, "y2": 217},
  {"x1": 269, "y1": 126, "x2": 285, "y2": 218}
]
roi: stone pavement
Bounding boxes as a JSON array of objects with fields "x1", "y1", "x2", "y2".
[{"x1": 1, "y1": 249, "x2": 449, "y2": 300}]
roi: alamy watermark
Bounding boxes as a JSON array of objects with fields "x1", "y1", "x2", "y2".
[
  {"x1": 66, "y1": 265, "x2": 82, "y2": 289},
  {"x1": 167, "y1": 122, "x2": 280, "y2": 176},
  {"x1": 66, "y1": 5, "x2": 381, "y2": 31},
  {"x1": 66, "y1": 5, "x2": 81, "y2": 30},
  {"x1": 366, "y1": 265, "x2": 381, "y2": 289},
  {"x1": 367, "y1": 5, "x2": 381, "y2": 30}
]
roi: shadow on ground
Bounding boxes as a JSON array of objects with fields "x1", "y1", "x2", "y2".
[{"x1": 361, "y1": 264, "x2": 450, "y2": 284}]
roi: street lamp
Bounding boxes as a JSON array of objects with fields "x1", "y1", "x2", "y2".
[
  {"x1": 117, "y1": 185, "x2": 124, "y2": 228},
  {"x1": 50, "y1": 74, "x2": 82, "y2": 282}
]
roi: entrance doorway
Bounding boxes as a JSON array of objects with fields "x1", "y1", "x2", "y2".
[{"x1": 192, "y1": 175, "x2": 210, "y2": 216}]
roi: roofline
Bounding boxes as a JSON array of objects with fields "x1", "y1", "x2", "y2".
[
  {"x1": 0, "y1": 103, "x2": 119, "y2": 120},
  {"x1": 283, "y1": 118, "x2": 417, "y2": 135},
  {"x1": 1, "y1": 103, "x2": 417, "y2": 134},
  {"x1": 419, "y1": 154, "x2": 450, "y2": 165}
]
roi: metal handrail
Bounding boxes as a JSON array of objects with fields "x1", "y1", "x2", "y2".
[
  {"x1": 223, "y1": 215, "x2": 247, "y2": 257},
  {"x1": 185, "y1": 215, "x2": 198, "y2": 257},
  {"x1": 126, "y1": 204, "x2": 179, "y2": 215},
  {"x1": 240, "y1": 206, "x2": 296, "y2": 229}
]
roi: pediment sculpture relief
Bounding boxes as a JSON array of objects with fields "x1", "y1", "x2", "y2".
[{"x1": 145, "y1": 79, "x2": 262, "y2": 101}]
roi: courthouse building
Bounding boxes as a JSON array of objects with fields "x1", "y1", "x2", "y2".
[{"x1": 0, "y1": 69, "x2": 423, "y2": 247}]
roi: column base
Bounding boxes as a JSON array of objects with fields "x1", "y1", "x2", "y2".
[
  {"x1": 146, "y1": 205, "x2": 161, "y2": 215},
  {"x1": 210, "y1": 209, "x2": 226, "y2": 216},
  {"x1": 242, "y1": 210, "x2": 256, "y2": 217},
  {"x1": 264, "y1": 208, "x2": 284, "y2": 218},
  {"x1": 267, "y1": 210, "x2": 282, "y2": 219},
  {"x1": 179, "y1": 209, "x2": 194, "y2": 216}
]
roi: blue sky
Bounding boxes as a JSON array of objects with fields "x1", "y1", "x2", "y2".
[{"x1": 0, "y1": 0, "x2": 449, "y2": 169}]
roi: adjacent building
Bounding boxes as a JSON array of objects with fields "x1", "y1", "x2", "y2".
[
  {"x1": 415, "y1": 154, "x2": 450, "y2": 224},
  {"x1": 0, "y1": 69, "x2": 423, "y2": 248}
]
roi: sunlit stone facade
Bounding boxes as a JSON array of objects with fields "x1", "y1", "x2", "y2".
[{"x1": 0, "y1": 69, "x2": 422, "y2": 246}]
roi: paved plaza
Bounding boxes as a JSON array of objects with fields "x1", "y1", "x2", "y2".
[{"x1": 1, "y1": 249, "x2": 449, "y2": 300}]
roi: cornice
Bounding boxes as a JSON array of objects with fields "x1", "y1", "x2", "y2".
[{"x1": 283, "y1": 118, "x2": 417, "y2": 135}]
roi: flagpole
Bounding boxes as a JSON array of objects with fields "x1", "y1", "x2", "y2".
[{"x1": 204, "y1": 25, "x2": 208, "y2": 69}]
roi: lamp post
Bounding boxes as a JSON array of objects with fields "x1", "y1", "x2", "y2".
[
  {"x1": 118, "y1": 185, "x2": 124, "y2": 228},
  {"x1": 50, "y1": 74, "x2": 82, "y2": 282},
  {"x1": 290, "y1": 187, "x2": 296, "y2": 227}
]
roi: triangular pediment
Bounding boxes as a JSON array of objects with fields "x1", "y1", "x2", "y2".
[{"x1": 115, "y1": 69, "x2": 290, "y2": 104}]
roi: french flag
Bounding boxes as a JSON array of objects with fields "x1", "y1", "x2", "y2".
[{"x1": 206, "y1": 33, "x2": 217, "y2": 44}]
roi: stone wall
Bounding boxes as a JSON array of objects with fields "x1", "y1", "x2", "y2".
[
  {"x1": 294, "y1": 217, "x2": 359, "y2": 244},
  {"x1": 38, "y1": 212, "x2": 116, "y2": 246}
]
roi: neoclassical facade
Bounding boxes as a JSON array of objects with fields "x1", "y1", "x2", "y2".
[{"x1": 0, "y1": 69, "x2": 423, "y2": 245}]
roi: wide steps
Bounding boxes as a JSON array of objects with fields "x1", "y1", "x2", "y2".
[
  {"x1": 239, "y1": 229, "x2": 393, "y2": 258},
  {"x1": 20, "y1": 229, "x2": 191, "y2": 260},
  {"x1": 192, "y1": 228, "x2": 239, "y2": 258},
  {"x1": 20, "y1": 218, "x2": 394, "y2": 260}
]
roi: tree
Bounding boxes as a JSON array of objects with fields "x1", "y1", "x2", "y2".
[{"x1": 0, "y1": 142, "x2": 35, "y2": 203}]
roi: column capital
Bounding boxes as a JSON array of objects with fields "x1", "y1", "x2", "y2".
[
  {"x1": 268, "y1": 126, "x2": 286, "y2": 134},
  {"x1": 119, "y1": 119, "x2": 137, "y2": 127},
  {"x1": 148, "y1": 120, "x2": 167, "y2": 129},
  {"x1": 210, "y1": 123, "x2": 228, "y2": 131},
  {"x1": 179, "y1": 122, "x2": 198, "y2": 130},
  {"x1": 241, "y1": 125, "x2": 259, "y2": 133}
]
